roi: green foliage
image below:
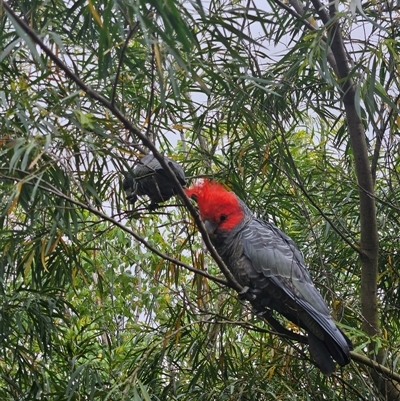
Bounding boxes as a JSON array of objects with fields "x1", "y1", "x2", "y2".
[{"x1": 0, "y1": 0, "x2": 400, "y2": 399}]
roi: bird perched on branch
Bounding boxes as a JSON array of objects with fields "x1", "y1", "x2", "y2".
[
  {"x1": 122, "y1": 154, "x2": 186, "y2": 210},
  {"x1": 185, "y1": 179, "x2": 352, "y2": 375}
]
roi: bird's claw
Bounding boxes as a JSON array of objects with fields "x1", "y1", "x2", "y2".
[
  {"x1": 238, "y1": 286, "x2": 251, "y2": 300},
  {"x1": 126, "y1": 194, "x2": 138, "y2": 205},
  {"x1": 238, "y1": 286, "x2": 261, "y2": 301},
  {"x1": 147, "y1": 202, "x2": 159, "y2": 211},
  {"x1": 252, "y1": 308, "x2": 272, "y2": 318}
]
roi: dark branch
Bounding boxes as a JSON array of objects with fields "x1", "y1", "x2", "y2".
[
  {"x1": 2, "y1": 1, "x2": 245, "y2": 295},
  {"x1": 0, "y1": 170, "x2": 230, "y2": 288}
]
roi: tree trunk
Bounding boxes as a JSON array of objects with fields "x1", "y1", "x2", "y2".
[{"x1": 326, "y1": 10, "x2": 400, "y2": 401}]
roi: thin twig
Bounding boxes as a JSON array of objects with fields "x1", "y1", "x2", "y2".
[
  {"x1": 2, "y1": 1, "x2": 245, "y2": 294},
  {"x1": 145, "y1": 43, "x2": 156, "y2": 144},
  {"x1": 6, "y1": 3, "x2": 400, "y2": 384},
  {"x1": 350, "y1": 351, "x2": 400, "y2": 383},
  {"x1": 111, "y1": 18, "x2": 142, "y2": 106},
  {"x1": 371, "y1": 93, "x2": 400, "y2": 184},
  {"x1": 270, "y1": 0, "x2": 339, "y2": 76},
  {"x1": 272, "y1": 0, "x2": 316, "y2": 31},
  {"x1": 3, "y1": 2, "x2": 147, "y2": 155},
  {"x1": 0, "y1": 170, "x2": 230, "y2": 288},
  {"x1": 274, "y1": 121, "x2": 362, "y2": 255}
]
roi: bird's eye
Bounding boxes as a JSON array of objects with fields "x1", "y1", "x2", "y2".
[{"x1": 220, "y1": 214, "x2": 227, "y2": 222}]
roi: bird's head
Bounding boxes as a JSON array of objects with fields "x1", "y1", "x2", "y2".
[
  {"x1": 122, "y1": 173, "x2": 138, "y2": 204},
  {"x1": 185, "y1": 179, "x2": 244, "y2": 235}
]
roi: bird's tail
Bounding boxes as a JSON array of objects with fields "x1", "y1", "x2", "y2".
[
  {"x1": 308, "y1": 332, "x2": 336, "y2": 375},
  {"x1": 308, "y1": 329, "x2": 352, "y2": 375},
  {"x1": 325, "y1": 328, "x2": 353, "y2": 366}
]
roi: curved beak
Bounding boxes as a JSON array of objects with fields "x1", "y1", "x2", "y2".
[{"x1": 204, "y1": 219, "x2": 218, "y2": 236}]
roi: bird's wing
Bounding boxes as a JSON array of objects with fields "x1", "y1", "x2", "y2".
[
  {"x1": 238, "y1": 217, "x2": 351, "y2": 369},
  {"x1": 241, "y1": 219, "x2": 330, "y2": 316},
  {"x1": 134, "y1": 155, "x2": 158, "y2": 176},
  {"x1": 167, "y1": 160, "x2": 186, "y2": 185},
  {"x1": 240, "y1": 219, "x2": 351, "y2": 353},
  {"x1": 137, "y1": 155, "x2": 186, "y2": 185}
]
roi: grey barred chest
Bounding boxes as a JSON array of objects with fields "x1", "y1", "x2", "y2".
[{"x1": 223, "y1": 251, "x2": 264, "y2": 288}]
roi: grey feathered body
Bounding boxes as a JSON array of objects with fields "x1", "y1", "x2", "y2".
[
  {"x1": 212, "y1": 200, "x2": 352, "y2": 374},
  {"x1": 123, "y1": 154, "x2": 186, "y2": 209}
]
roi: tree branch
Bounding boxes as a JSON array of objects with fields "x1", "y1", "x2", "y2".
[
  {"x1": 269, "y1": 0, "x2": 339, "y2": 76},
  {"x1": 0, "y1": 170, "x2": 230, "y2": 289},
  {"x1": 3, "y1": 2, "x2": 147, "y2": 156},
  {"x1": 309, "y1": 0, "x2": 330, "y2": 24},
  {"x1": 276, "y1": 129, "x2": 362, "y2": 256},
  {"x1": 321, "y1": 2, "x2": 398, "y2": 399},
  {"x1": 326, "y1": 2, "x2": 380, "y2": 338},
  {"x1": 145, "y1": 44, "x2": 156, "y2": 145},
  {"x1": 111, "y1": 17, "x2": 143, "y2": 107},
  {"x1": 7, "y1": 2, "x2": 400, "y2": 388},
  {"x1": 2, "y1": 1, "x2": 246, "y2": 296}
]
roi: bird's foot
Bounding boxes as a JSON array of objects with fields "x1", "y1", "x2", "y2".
[
  {"x1": 252, "y1": 308, "x2": 272, "y2": 318},
  {"x1": 125, "y1": 210, "x2": 141, "y2": 219},
  {"x1": 147, "y1": 202, "x2": 160, "y2": 211},
  {"x1": 238, "y1": 286, "x2": 261, "y2": 301},
  {"x1": 126, "y1": 194, "x2": 138, "y2": 205}
]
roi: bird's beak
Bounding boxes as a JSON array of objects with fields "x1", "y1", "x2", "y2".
[{"x1": 204, "y1": 219, "x2": 218, "y2": 236}]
